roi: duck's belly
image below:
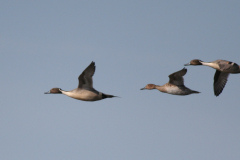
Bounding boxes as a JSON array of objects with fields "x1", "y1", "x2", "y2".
[
  {"x1": 166, "y1": 87, "x2": 189, "y2": 95},
  {"x1": 63, "y1": 90, "x2": 102, "y2": 101}
]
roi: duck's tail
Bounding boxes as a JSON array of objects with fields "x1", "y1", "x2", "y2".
[
  {"x1": 192, "y1": 90, "x2": 200, "y2": 94},
  {"x1": 102, "y1": 93, "x2": 119, "y2": 99}
]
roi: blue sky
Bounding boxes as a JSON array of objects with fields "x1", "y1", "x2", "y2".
[{"x1": 1, "y1": 1, "x2": 240, "y2": 159}]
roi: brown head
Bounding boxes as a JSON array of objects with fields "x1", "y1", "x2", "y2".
[
  {"x1": 184, "y1": 59, "x2": 203, "y2": 66},
  {"x1": 140, "y1": 84, "x2": 156, "y2": 90},
  {"x1": 44, "y1": 88, "x2": 62, "y2": 94}
]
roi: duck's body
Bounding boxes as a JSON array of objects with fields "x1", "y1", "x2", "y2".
[
  {"x1": 162, "y1": 83, "x2": 198, "y2": 95},
  {"x1": 141, "y1": 68, "x2": 200, "y2": 95},
  {"x1": 60, "y1": 88, "x2": 113, "y2": 101},
  {"x1": 60, "y1": 89, "x2": 101, "y2": 101},
  {"x1": 200, "y1": 60, "x2": 240, "y2": 73},
  {"x1": 45, "y1": 62, "x2": 117, "y2": 101},
  {"x1": 185, "y1": 59, "x2": 240, "y2": 96}
]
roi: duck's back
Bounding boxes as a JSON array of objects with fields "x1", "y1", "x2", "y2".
[{"x1": 214, "y1": 60, "x2": 240, "y2": 73}]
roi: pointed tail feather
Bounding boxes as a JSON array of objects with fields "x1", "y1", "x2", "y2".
[
  {"x1": 192, "y1": 90, "x2": 200, "y2": 94},
  {"x1": 102, "y1": 93, "x2": 119, "y2": 99}
]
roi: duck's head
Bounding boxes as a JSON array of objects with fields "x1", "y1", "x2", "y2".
[
  {"x1": 184, "y1": 59, "x2": 203, "y2": 66},
  {"x1": 140, "y1": 84, "x2": 156, "y2": 90},
  {"x1": 44, "y1": 88, "x2": 62, "y2": 94}
]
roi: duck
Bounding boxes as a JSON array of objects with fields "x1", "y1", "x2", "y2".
[
  {"x1": 184, "y1": 59, "x2": 240, "y2": 96},
  {"x1": 45, "y1": 61, "x2": 117, "y2": 101},
  {"x1": 140, "y1": 68, "x2": 200, "y2": 95}
]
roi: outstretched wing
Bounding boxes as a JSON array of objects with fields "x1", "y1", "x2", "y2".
[
  {"x1": 213, "y1": 70, "x2": 229, "y2": 96},
  {"x1": 78, "y1": 61, "x2": 96, "y2": 88},
  {"x1": 168, "y1": 68, "x2": 187, "y2": 86}
]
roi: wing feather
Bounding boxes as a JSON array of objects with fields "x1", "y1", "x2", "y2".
[
  {"x1": 168, "y1": 68, "x2": 187, "y2": 86},
  {"x1": 213, "y1": 70, "x2": 229, "y2": 96},
  {"x1": 78, "y1": 61, "x2": 96, "y2": 88}
]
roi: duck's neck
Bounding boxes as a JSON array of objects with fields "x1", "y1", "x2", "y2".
[
  {"x1": 155, "y1": 85, "x2": 167, "y2": 93},
  {"x1": 201, "y1": 62, "x2": 220, "y2": 70},
  {"x1": 60, "y1": 90, "x2": 70, "y2": 96}
]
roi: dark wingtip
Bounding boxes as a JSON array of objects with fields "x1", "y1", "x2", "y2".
[
  {"x1": 214, "y1": 92, "x2": 220, "y2": 97},
  {"x1": 214, "y1": 91, "x2": 221, "y2": 97}
]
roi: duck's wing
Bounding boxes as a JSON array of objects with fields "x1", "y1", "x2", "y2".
[
  {"x1": 168, "y1": 68, "x2": 187, "y2": 86},
  {"x1": 78, "y1": 61, "x2": 96, "y2": 89},
  {"x1": 213, "y1": 70, "x2": 229, "y2": 96}
]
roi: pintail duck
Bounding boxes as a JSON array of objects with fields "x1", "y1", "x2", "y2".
[
  {"x1": 45, "y1": 62, "x2": 117, "y2": 101},
  {"x1": 140, "y1": 68, "x2": 200, "y2": 95},
  {"x1": 184, "y1": 59, "x2": 240, "y2": 96}
]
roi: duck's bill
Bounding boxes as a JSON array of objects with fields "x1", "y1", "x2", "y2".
[
  {"x1": 140, "y1": 87, "x2": 146, "y2": 90},
  {"x1": 184, "y1": 63, "x2": 190, "y2": 66},
  {"x1": 44, "y1": 91, "x2": 50, "y2": 94}
]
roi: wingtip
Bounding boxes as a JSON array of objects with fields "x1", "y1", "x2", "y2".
[
  {"x1": 214, "y1": 88, "x2": 223, "y2": 96},
  {"x1": 181, "y1": 67, "x2": 187, "y2": 74},
  {"x1": 214, "y1": 92, "x2": 220, "y2": 97},
  {"x1": 89, "y1": 61, "x2": 95, "y2": 68}
]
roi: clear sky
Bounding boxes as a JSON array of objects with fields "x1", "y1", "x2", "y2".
[{"x1": 1, "y1": 1, "x2": 240, "y2": 160}]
